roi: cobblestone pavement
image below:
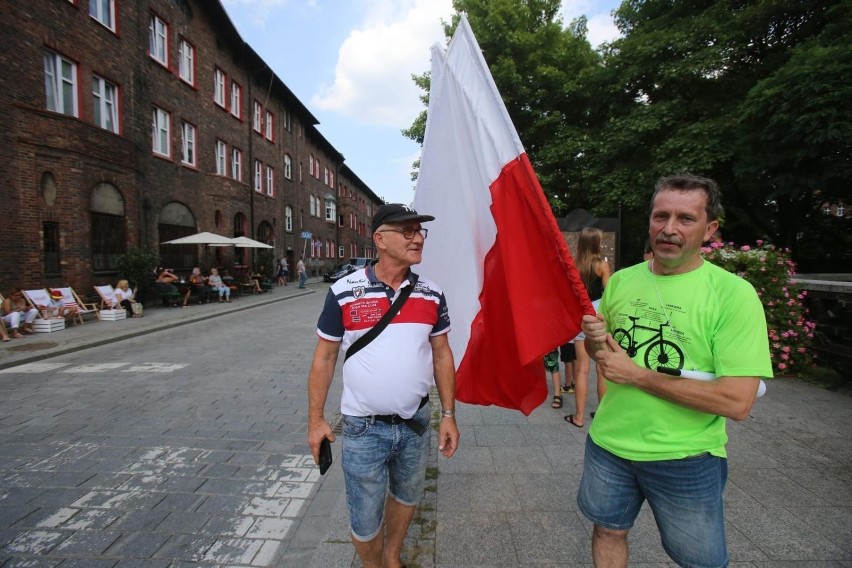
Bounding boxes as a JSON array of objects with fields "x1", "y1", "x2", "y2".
[{"x1": 2, "y1": 282, "x2": 851, "y2": 567}]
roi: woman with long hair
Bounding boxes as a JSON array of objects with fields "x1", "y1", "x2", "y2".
[{"x1": 565, "y1": 227, "x2": 611, "y2": 428}]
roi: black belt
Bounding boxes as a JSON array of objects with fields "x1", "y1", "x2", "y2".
[{"x1": 370, "y1": 395, "x2": 429, "y2": 436}]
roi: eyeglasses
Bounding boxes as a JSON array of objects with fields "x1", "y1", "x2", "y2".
[{"x1": 377, "y1": 227, "x2": 428, "y2": 240}]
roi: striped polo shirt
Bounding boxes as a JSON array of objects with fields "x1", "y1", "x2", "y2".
[{"x1": 316, "y1": 265, "x2": 451, "y2": 418}]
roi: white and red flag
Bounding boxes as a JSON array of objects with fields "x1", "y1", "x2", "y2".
[{"x1": 413, "y1": 14, "x2": 593, "y2": 415}]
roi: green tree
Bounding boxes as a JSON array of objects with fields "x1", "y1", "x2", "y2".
[{"x1": 584, "y1": 0, "x2": 850, "y2": 256}]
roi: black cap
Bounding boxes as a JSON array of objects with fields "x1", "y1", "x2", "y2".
[{"x1": 371, "y1": 203, "x2": 435, "y2": 234}]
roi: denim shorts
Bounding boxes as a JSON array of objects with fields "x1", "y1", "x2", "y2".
[
  {"x1": 577, "y1": 436, "x2": 729, "y2": 568},
  {"x1": 341, "y1": 403, "x2": 431, "y2": 541}
]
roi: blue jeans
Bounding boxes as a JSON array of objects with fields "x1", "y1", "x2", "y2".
[
  {"x1": 578, "y1": 436, "x2": 729, "y2": 568},
  {"x1": 298, "y1": 271, "x2": 307, "y2": 288},
  {"x1": 341, "y1": 403, "x2": 431, "y2": 541}
]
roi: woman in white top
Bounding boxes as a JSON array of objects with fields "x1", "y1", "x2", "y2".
[
  {"x1": 114, "y1": 279, "x2": 142, "y2": 318},
  {"x1": 207, "y1": 268, "x2": 231, "y2": 303}
]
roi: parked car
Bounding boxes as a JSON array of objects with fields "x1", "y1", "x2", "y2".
[{"x1": 322, "y1": 258, "x2": 373, "y2": 283}]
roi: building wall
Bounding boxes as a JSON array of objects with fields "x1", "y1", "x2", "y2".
[{"x1": 0, "y1": 1, "x2": 383, "y2": 297}]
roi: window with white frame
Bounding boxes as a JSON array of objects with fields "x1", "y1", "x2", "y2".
[
  {"x1": 325, "y1": 240, "x2": 331, "y2": 258},
  {"x1": 265, "y1": 166, "x2": 274, "y2": 196},
  {"x1": 284, "y1": 154, "x2": 292, "y2": 180},
  {"x1": 213, "y1": 68, "x2": 226, "y2": 108},
  {"x1": 316, "y1": 158, "x2": 321, "y2": 178},
  {"x1": 89, "y1": 0, "x2": 116, "y2": 31},
  {"x1": 338, "y1": 245, "x2": 344, "y2": 258},
  {"x1": 823, "y1": 205, "x2": 832, "y2": 215},
  {"x1": 151, "y1": 106, "x2": 170, "y2": 157},
  {"x1": 338, "y1": 214, "x2": 344, "y2": 227},
  {"x1": 148, "y1": 14, "x2": 168, "y2": 66},
  {"x1": 839, "y1": 204, "x2": 846, "y2": 217},
  {"x1": 283, "y1": 109, "x2": 291, "y2": 131},
  {"x1": 178, "y1": 39, "x2": 194, "y2": 85},
  {"x1": 309, "y1": 155, "x2": 314, "y2": 176},
  {"x1": 230, "y1": 81, "x2": 241, "y2": 118},
  {"x1": 285, "y1": 206, "x2": 293, "y2": 232},
  {"x1": 230, "y1": 147, "x2": 242, "y2": 181},
  {"x1": 309, "y1": 195, "x2": 316, "y2": 217},
  {"x1": 92, "y1": 75, "x2": 118, "y2": 132},
  {"x1": 215, "y1": 140, "x2": 227, "y2": 175},
  {"x1": 44, "y1": 50, "x2": 78, "y2": 116},
  {"x1": 253, "y1": 101, "x2": 262, "y2": 133},
  {"x1": 254, "y1": 160, "x2": 262, "y2": 192},
  {"x1": 325, "y1": 198, "x2": 336, "y2": 222},
  {"x1": 330, "y1": 171, "x2": 334, "y2": 188},
  {"x1": 181, "y1": 122, "x2": 196, "y2": 167},
  {"x1": 265, "y1": 110, "x2": 274, "y2": 141},
  {"x1": 324, "y1": 166, "x2": 329, "y2": 186}
]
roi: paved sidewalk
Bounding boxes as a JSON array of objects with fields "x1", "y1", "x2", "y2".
[
  {"x1": 0, "y1": 282, "x2": 315, "y2": 371},
  {"x1": 2, "y1": 283, "x2": 851, "y2": 567}
]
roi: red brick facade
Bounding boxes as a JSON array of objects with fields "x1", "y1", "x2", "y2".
[{"x1": 0, "y1": 1, "x2": 382, "y2": 298}]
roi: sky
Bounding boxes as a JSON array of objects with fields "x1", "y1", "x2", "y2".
[{"x1": 220, "y1": 0, "x2": 622, "y2": 205}]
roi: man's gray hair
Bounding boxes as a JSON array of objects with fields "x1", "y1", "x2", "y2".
[{"x1": 651, "y1": 173, "x2": 724, "y2": 221}]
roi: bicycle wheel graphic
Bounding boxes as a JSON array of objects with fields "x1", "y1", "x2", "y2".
[
  {"x1": 644, "y1": 340, "x2": 684, "y2": 369},
  {"x1": 612, "y1": 329, "x2": 634, "y2": 356}
]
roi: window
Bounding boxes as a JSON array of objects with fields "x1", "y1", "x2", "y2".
[
  {"x1": 230, "y1": 81, "x2": 241, "y2": 118},
  {"x1": 178, "y1": 39, "x2": 194, "y2": 85},
  {"x1": 44, "y1": 222, "x2": 61, "y2": 274},
  {"x1": 823, "y1": 205, "x2": 832, "y2": 215},
  {"x1": 329, "y1": 171, "x2": 334, "y2": 188},
  {"x1": 254, "y1": 160, "x2": 262, "y2": 192},
  {"x1": 44, "y1": 50, "x2": 78, "y2": 116},
  {"x1": 325, "y1": 197, "x2": 336, "y2": 222},
  {"x1": 230, "y1": 147, "x2": 242, "y2": 181},
  {"x1": 309, "y1": 155, "x2": 314, "y2": 176},
  {"x1": 285, "y1": 206, "x2": 293, "y2": 232},
  {"x1": 309, "y1": 195, "x2": 316, "y2": 217},
  {"x1": 265, "y1": 166, "x2": 274, "y2": 196},
  {"x1": 338, "y1": 245, "x2": 344, "y2": 258},
  {"x1": 338, "y1": 214, "x2": 344, "y2": 227},
  {"x1": 265, "y1": 110, "x2": 274, "y2": 141},
  {"x1": 284, "y1": 154, "x2": 292, "y2": 180},
  {"x1": 324, "y1": 166, "x2": 329, "y2": 186},
  {"x1": 152, "y1": 106, "x2": 170, "y2": 157},
  {"x1": 91, "y1": 182, "x2": 127, "y2": 272},
  {"x1": 215, "y1": 140, "x2": 227, "y2": 175},
  {"x1": 838, "y1": 204, "x2": 846, "y2": 217},
  {"x1": 92, "y1": 75, "x2": 118, "y2": 133},
  {"x1": 316, "y1": 158, "x2": 321, "y2": 178},
  {"x1": 180, "y1": 122, "x2": 196, "y2": 167},
  {"x1": 148, "y1": 14, "x2": 168, "y2": 66},
  {"x1": 253, "y1": 101, "x2": 262, "y2": 133},
  {"x1": 89, "y1": 0, "x2": 116, "y2": 31},
  {"x1": 213, "y1": 68, "x2": 226, "y2": 108},
  {"x1": 283, "y1": 109, "x2": 291, "y2": 131}
]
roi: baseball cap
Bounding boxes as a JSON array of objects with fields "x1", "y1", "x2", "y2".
[
  {"x1": 50, "y1": 289, "x2": 63, "y2": 299},
  {"x1": 371, "y1": 203, "x2": 435, "y2": 235}
]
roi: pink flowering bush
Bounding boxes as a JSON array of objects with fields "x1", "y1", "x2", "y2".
[{"x1": 702, "y1": 241, "x2": 815, "y2": 376}]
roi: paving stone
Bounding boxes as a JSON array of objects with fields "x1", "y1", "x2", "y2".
[
  {"x1": 110, "y1": 510, "x2": 170, "y2": 532},
  {"x1": 106, "y1": 531, "x2": 170, "y2": 558},
  {"x1": 49, "y1": 529, "x2": 121, "y2": 555},
  {"x1": 196, "y1": 515, "x2": 255, "y2": 538},
  {"x1": 150, "y1": 492, "x2": 205, "y2": 512},
  {"x1": 151, "y1": 534, "x2": 217, "y2": 562},
  {"x1": 2, "y1": 529, "x2": 69, "y2": 554},
  {"x1": 154, "y1": 511, "x2": 210, "y2": 534}
]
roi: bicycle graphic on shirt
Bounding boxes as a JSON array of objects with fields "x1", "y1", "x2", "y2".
[{"x1": 612, "y1": 316, "x2": 685, "y2": 370}]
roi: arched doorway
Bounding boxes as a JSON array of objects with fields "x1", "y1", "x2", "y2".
[
  {"x1": 90, "y1": 182, "x2": 127, "y2": 272},
  {"x1": 159, "y1": 202, "x2": 197, "y2": 270}
]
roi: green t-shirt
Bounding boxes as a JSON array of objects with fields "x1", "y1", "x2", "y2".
[{"x1": 589, "y1": 261, "x2": 773, "y2": 461}]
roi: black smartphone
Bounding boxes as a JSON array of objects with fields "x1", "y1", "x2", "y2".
[{"x1": 318, "y1": 437, "x2": 332, "y2": 475}]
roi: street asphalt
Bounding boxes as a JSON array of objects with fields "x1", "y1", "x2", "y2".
[{"x1": 1, "y1": 278, "x2": 850, "y2": 567}]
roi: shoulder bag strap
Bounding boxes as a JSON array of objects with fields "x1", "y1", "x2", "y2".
[{"x1": 344, "y1": 273, "x2": 419, "y2": 362}]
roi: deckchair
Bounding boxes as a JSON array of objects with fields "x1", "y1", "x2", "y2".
[
  {"x1": 93, "y1": 285, "x2": 127, "y2": 321},
  {"x1": 22, "y1": 289, "x2": 66, "y2": 332},
  {"x1": 54, "y1": 286, "x2": 100, "y2": 324}
]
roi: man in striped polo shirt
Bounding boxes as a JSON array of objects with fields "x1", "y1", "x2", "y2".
[{"x1": 307, "y1": 203, "x2": 460, "y2": 568}]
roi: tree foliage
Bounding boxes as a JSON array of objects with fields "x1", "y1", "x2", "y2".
[{"x1": 404, "y1": 0, "x2": 851, "y2": 265}]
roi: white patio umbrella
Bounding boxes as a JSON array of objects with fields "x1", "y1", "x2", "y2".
[
  {"x1": 162, "y1": 231, "x2": 235, "y2": 245},
  {"x1": 225, "y1": 236, "x2": 274, "y2": 249}
]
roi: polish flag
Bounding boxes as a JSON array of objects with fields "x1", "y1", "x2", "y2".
[{"x1": 413, "y1": 14, "x2": 594, "y2": 415}]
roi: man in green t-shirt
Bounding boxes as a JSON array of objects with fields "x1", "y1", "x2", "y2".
[{"x1": 578, "y1": 174, "x2": 772, "y2": 568}]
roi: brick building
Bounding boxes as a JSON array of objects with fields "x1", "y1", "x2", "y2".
[{"x1": 0, "y1": 1, "x2": 382, "y2": 296}]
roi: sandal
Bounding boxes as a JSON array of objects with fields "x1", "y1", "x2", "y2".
[
  {"x1": 564, "y1": 414, "x2": 583, "y2": 428},
  {"x1": 551, "y1": 395, "x2": 563, "y2": 409},
  {"x1": 2, "y1": 337, "x2": 10, "y2": 342},
  {"x1": 562, "y1": 384, "x2": 575, "y2": 394}
]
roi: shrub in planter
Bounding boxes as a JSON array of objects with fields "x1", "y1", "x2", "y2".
[{"x1": 702, "y1": 241, "x2": 815, "y2": 376}]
